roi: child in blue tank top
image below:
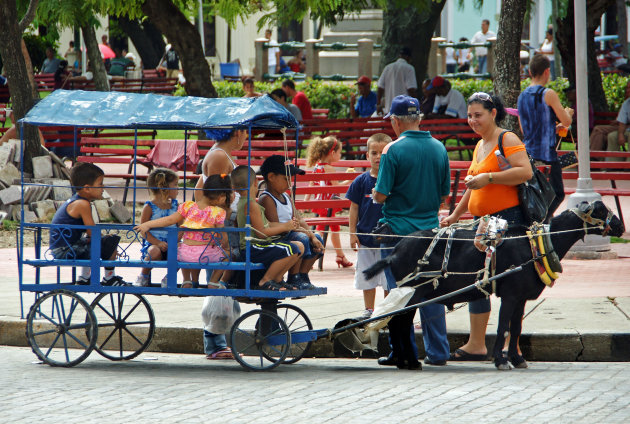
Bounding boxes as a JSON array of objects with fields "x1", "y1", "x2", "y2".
[
  {"x1": 135, "y1": 168, "x2": 179, "y2": 287},
  {"x1": 49, "y1": 162, "x2": 129, "y2": 286}
]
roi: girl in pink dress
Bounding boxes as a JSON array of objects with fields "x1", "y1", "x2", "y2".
[
  {"x1": 135, "y1": 174, "x2": 233, "y2": 288},
  {"x1": 305, "y1": 136, "x2": 353, "y2": 268}
]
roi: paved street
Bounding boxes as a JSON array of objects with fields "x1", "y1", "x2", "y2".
[{"x1": 2, "y1": 346, "x2": 629, "y2": 423}]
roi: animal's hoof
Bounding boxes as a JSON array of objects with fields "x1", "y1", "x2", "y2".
[
  {"x1": 494, "y1": 356, "x2": 512, "y2": 370},
  {"x1": 495, "y1": 362, "x2": 512, "y2": 371},
  {"x1": 509, "y1": 355, "x2": 529, "y2": 369}
]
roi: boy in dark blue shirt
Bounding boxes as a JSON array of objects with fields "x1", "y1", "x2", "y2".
[
  {"x1": 50, "y1": 162, "x2": 129, "y2": 286},
  {"x1": 345, "y1": 133, "x2": 391, "y2": 318},
  {"x1": 350, "y1": 75, "x2": 377, "y2": 118}
]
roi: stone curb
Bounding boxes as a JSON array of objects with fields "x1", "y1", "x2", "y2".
[{"x1": 2, "y1": 318, "x2": 628, "y2": 362}]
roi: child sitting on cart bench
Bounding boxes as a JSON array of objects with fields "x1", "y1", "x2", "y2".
[
  {"x1": 49, "y1": 162, "x2": 130, "y2": 286},
  {"x1": 135, "y1": 174, "x2": 232, "y2": 288},
  {"x1": 258, "y1": 155, "x2": 322, "y2": 290},
  {"x1": 232, "y1": 165, "x2": 304, "y2": 291}
]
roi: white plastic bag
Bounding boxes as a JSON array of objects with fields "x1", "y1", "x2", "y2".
[
  {"x1": 201, "y1": 296, "x2": 241, "y2": 334},
  {"x1": 366, "y1": 286, "x2": 415, "y2": 331}
]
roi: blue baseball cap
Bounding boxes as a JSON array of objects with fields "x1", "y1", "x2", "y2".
[{"x1": 384, "y1": 95, "x2": 420, "y2": 119}]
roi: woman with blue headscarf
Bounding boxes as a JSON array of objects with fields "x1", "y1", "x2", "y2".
[
  {"x1": 196, "y1": 127, "x2": 247, "y2": 361},
  {"x1": 195, "y1": 128, "x2": 247, "y2": 203}
]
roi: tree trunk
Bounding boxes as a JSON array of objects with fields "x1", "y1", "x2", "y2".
[
  {"x1": 493, "y1": 0, "x2": 527, "y2": 132},
  {"x1": 81, "y1": 24, "x2": 110, "y2": 92},
  {"x1": 617, "y1": 0, "x2": 628, "y2": 56},
  {"x1": 142, "y1": 0, "x2": 217, "y2": 98},
  {"x1": 116, "y1": 16, "x2": 166, "y2": 69},
  {"x1": 20, "y1": 39, "x2": 38, "y2": 100},
  {"x1": 0, "y1": 1, "x2": 42, "y2": 172},
  {"x1": 380, "y1": 0, "x2": 446, "y2": 88},
  {"x1": 556, "y1": 0, "x2": 615, "y2": 112}
]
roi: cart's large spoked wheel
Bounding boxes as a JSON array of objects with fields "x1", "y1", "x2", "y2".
[
  {"x1": 230, "y1": 309, "x2": 291, "y2": 371},
  {"x1": 89, "y1": 293, "x2": 155, "y2": 361},
  {"x1": 270, "y1": 304, "x2": 313, "y2": 364},
  {"x1": 26, "y1": 289, "x2": 97, "y2": 367}
]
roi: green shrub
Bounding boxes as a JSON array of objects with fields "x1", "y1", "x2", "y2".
[{"x1": 178, "y1": 73, "x2": 630, "y2": 118}]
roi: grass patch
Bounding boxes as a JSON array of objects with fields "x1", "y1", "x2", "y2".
[
  {"x1": 2, "y1": 220, "x2": 18, "y2": 232},
  {"x1": 611, "y1": 236, "x2": 630, "y2": 243}
]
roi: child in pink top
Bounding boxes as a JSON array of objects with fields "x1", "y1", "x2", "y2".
[{"x1": 135, "y1": 175, "x2": 233, "y2": 288}]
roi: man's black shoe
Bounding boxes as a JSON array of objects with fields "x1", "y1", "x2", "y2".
[
  {"x1": 377, "y1": 356, "x2": 400, "y2": 366},
  {"x1": 423, "y1": 357, "x2": 447, "y2": 366}
]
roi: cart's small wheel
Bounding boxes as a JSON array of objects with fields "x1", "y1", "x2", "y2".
[
  {"x1": 229, "y1": 309, "x2": 290, "y2": 371},
  {"x1": 271, "y1": 304, "x2": 313, "y2": 364},
  {"x1": 26, "y1": 289, "x2": 97, "y2": 367},
  {"x1": 89, "y1": 293, "x2": 155, "y2": 361}
]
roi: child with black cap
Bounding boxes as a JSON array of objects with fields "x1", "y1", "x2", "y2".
[{"x1": 258, "y1": 155, "x2": 322, "y2": 290}]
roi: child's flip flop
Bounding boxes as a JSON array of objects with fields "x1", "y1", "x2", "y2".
[{"x1": 206, "y1": 349, "x2": 234, "y2": 360}]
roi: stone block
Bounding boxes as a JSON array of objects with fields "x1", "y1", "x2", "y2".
[
  {"x1": 23, "y1": 209, "x2": 37, "y2": 223},
  {"x1": 91, "y1": 204, "x2": 100, "y2": 224},
  {"x1": 94, "y1": 199, "x2": 112, "y2": 221},
  {"x1": 33, "y1": 200, "x2": 56, "y2": 220},
  {"x1": 0, "y1": 149, "x2": 11, "y2": 168},
  {"x1": 0, "y1": 185, "x2": 22, "y2": 205},
  {"x1": 110, "y1": 200, "x2": 132, "y2": 223},
  {"x1": 8, "y1": 139, "x2": 21, "y2": 163},
  {"x1": 32, "y1": 156, "x2": 53, "y2": 179},
  {"x1": 51, "y1": 180, "x2": 73, "y2": 201},
  {"x1": 23, "y1": 186, "x2": 35, "y2": 204},
  {"x1": 0, "y1": 163, "x2": 20, "y2": 186}
]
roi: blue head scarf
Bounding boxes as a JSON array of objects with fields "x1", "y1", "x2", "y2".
[{"x1": 204, "y1": 128, "x2": 234, "y2": 141}]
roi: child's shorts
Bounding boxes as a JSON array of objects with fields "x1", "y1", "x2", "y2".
[
  {"x1": 51, "y1": 234, "x2": 120, "y2": 261},
  {"x1": 178, "y1": 243, "x2": 225, "y2": 263},
  {"x1": 141, "y1": 239, "x2": 168, "y2": 260},
  {"x1": 354, "y1": 248, "x2": 388, "y2": 290},
  {"x1": 280, "y1": 231, "x2": 324, "y2": 260},
  {"x1": 241, "y1": 241, "x2": 299, "y2": 268}
]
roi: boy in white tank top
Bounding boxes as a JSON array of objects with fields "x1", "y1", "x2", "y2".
[{"x1": 258, "y1": 155, "x2": 324, "y2": 290}]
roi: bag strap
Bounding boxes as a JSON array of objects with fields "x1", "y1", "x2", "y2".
[
  {"x1": 534, "y1": 86, "x2": 546, "y2": 104},
  {"x1": 497, "y1": 130, "x2": 511, "y2": 157}
]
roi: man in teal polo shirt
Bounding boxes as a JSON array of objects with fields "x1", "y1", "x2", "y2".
[{"x1": 372, "y1": 95, "x2": 451, "y2": 369}]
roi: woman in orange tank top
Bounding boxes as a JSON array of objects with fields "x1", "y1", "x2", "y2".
[{"x1": 439, "y1": 92, "x2": 532, "y2": 363}]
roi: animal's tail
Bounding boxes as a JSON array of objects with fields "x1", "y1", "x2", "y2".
[{"x1": 363, "y1": 257, "x2": 392, "y2": 280}]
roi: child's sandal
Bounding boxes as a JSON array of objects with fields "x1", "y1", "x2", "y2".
[{"x1": 259, "y1": 280, "x2": 286, "y2": 291}]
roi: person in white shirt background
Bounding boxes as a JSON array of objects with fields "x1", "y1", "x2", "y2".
[
  {"x1": 537, "y1": 27, "x2": 556, "y2": 80},
  {"x1": 457, "y1": 37, "x2": 472, "y2": 73},
  {"x1": 376, "y1": 47, "x2": 418, "y2": 115},
  {"x1": 471, "y1": 19, "x2": 496, "y2": 74},
  {"x1": 445, "y1": 41, "x2": 457, "y2": 74}
]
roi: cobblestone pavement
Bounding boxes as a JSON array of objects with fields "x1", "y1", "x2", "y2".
[{"x1": 2, "y1": 346, "x2": 629, "y2": 423}]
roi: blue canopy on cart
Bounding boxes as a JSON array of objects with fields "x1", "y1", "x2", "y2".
[{"x1": 21, "y1": 89, "x2": 299, "y2": 129}]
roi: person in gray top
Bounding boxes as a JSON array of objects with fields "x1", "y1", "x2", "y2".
[{"x1": 270, "y1": 88, "x2": 303, "y2": 121}]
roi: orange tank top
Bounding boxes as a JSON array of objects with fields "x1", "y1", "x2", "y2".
[{"x1": 467, "y1": 140, "x2": 526, "y2": 217}]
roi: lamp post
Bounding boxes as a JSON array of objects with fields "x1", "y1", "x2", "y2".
[{"x1": 567, "y1": 0, "x2": 612, "y2": 257}]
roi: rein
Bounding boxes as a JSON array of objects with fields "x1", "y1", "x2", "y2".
[{"x1": 570, "y1": 205, "x2": 613, "y2": 236}]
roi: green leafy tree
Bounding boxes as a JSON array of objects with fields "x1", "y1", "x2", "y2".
[
  {"x1": 0, "y1": 0, "x2": 43, "y2": 172},
  {"x1": 36, "y1": 0, "x2": 109, "y2": 91},
  {"x1": 555, "y1": 0, "x2": 615, "y2": 111}
]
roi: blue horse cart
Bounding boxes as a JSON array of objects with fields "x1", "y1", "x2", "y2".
[{"x1": 17, "y1": 90, "x2": 328, "y2": 371}]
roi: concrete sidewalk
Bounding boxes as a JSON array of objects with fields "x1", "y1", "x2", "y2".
[{"x1": 1, "y1": 234, "x2": 629, "y2": 362}]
